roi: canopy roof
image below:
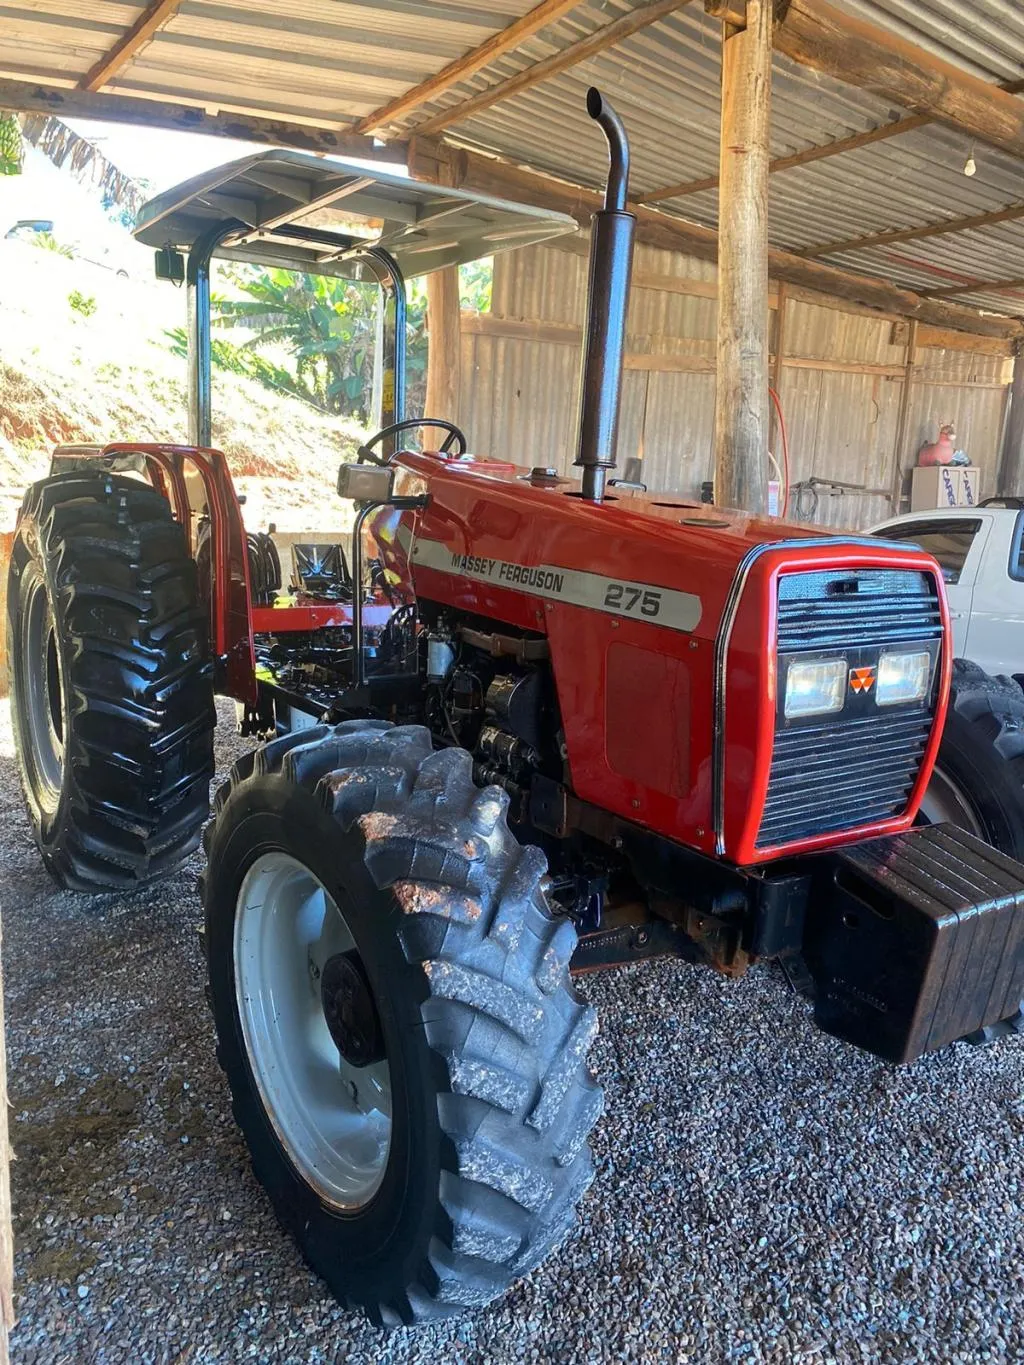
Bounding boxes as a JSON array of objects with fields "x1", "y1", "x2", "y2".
[
  {"x1": 133, "y1": 148, "x2": 578, "y2": 278},
  {"x1": 6, "y1": 1, "x2": 1024, "y2": 329}
]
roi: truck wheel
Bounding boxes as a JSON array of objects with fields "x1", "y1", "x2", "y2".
[
  {"x1": 6, "y1": 471, "x2": 215, "y2": 890},
  {"x1": 920, "y1": 658, "x2": 1024, "y2": 858},
  {"x1": 203, "y1": 722, "x2": 601, "y2": 1325}
]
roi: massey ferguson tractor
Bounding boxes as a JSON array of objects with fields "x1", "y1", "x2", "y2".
[{"x1": 7, "y1": 91, "x2": 1024, "y2": 1326}]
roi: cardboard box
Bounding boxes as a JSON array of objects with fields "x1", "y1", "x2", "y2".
[{"x1": 910, "y1": 465, "x2": 982, "y2": 511}]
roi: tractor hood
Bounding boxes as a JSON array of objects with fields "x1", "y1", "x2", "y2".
[{"x1": 133, "y1": 148, "x2": 578, "y2": 279}]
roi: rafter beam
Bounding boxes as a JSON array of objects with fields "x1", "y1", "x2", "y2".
[
  {"x1": 356, "y1": 0, "x2": 584, "y2": 134},
  {"x1": 410, "y1": 135, "x2": 1024, "y2": 338},
  {"x1": 800, "y1": 200, "x2": 1024, "y2": 260},
  {"x1": 406, "y1": 0, "x2": 691, "y2": 139},
  {"x1": 922, "y1": 275, "x2": 1024, "y2": 300},
  {"x1": 768, "y1": 0, "x2": 1024, "y2": 164},
  {"x1": 0, "y1": 80, "x2": 406, "y2": 162},
  {"x1": 639, "y1": 112, "x2": 932, "y2": 205},
  {"x1": 81, "y1": 0, "x2": 182, "y2": 93}
]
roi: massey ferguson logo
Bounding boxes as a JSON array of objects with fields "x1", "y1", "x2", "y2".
[{"x1": 849, "y1": 665, "x2": 876, "y2": 694}]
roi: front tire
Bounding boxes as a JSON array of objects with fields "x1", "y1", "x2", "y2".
[
  {"x1": 921, "y1": 658, "x2": 1024, "y2": 857},
  {"x1": 6, "y1": 471, "x2": 215, "y2": 889},
  {"x1": 203, "y1": 721, "x2": 602, "y2": 1325}
]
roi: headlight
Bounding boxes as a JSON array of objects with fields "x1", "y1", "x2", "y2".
[
  {"x1": 876, "y1": 649, "x2": 931, "y2": 707},
  {"x1": 784, "y1": 657, "x2": 846, "y2": 719}
]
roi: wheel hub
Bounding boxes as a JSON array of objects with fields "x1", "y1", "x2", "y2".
[{"x1": 320, "y1": 950, "x2": 385, "y2": 1067}]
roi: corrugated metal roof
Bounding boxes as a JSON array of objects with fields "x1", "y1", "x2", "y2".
[{"x1": 4, "y1": 0, "x2": 1024, "y2": 316}]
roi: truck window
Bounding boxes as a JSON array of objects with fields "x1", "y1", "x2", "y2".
[
  {"x1": 1008, "y1": 512, "x2": 1024, "y2": 581},
  {"x1": 874, "y1": 520, "x2": 981, "y2": 584}
]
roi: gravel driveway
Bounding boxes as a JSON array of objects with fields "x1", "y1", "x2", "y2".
[{"x1": 4, "y1": 699, "x2": 1024, "y2": 1364}]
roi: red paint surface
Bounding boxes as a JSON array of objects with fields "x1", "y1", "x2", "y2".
[
  {"x1": 251, "y1": 602, "x2": 394, "y2": 632},
  {"x1": 393, "y1": 452, "x2": 950, "y2": 867}
]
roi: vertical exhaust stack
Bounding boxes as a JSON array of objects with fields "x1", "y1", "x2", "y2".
[{"x1": 574, "y1": 88, "x2": 636, "y2": 503}]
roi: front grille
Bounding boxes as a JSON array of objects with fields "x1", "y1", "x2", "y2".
[
  {"x1": 758, "y1": 568, "x2": 942, "y2": 849},
  {"x1": 777, "y1": 568, "x2": 942, "y2": 651},
  {"x1": 759, "y1": 711, "x2": 934, "y2": 847}
]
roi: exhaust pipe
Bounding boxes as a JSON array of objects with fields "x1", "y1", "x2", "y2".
[{"x1": 574, "y1": 88, "x2": 636, "y2": 503}]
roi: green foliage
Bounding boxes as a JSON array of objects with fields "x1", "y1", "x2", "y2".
[
  {"x1": 35, "y1": 232, "x2": 75, "y2": 258},
  {"x1": 164, "y1": 326, "x2": 319, "y2": 408},
  {"x1": 209, "y1": 266, "x2": 372, "y2": 417},
  {"x1": 68, "y1": 290, "x2": 97, "y2": 317},
  {"x1": 174, "y1": 256, "x2": 494, "y2": 420},
  {"x1": 459, "y1": 257, "x2": 493, "y2": 313},
  {"x1": 0, "y1": 113, "x2": 23, "y2": 176}
]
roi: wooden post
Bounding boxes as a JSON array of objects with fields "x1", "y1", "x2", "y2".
[
  {"x1": 424, "y1": 267, "x2": 462, "y2": 449},
  {"x1": 713, "y1": 0, "x2": 772, "y2": 513},
  {"x1": 770, "y1": 282, "x2": 787, "y2": 509},
  {"x1": 999, "y1": 343, "x2": 1024, "y2": 494},
  {"x1": 890, "y1": 320, "x2": 918, "y2": 511}
]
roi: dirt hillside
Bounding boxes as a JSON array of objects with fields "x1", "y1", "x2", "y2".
[{"x1": 0, "y1": 237, "x2": 364, "y2": 533}]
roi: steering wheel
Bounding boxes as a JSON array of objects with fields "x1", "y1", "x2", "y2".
[{"x1": 357, "y1": 417, "x2": 467, "y2": 466}]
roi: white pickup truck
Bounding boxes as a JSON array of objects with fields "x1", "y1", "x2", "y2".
[{"x1": 870, "y1": 500, "x2": 1024, "y2": 863}]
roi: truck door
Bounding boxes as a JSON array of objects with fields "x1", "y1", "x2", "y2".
[
  {"x1": 963, "y1": 511, "x2": 1024, "y2": 676},
  {"x1": 875, "y1": 517, "x2": 987, "y2": 660}
]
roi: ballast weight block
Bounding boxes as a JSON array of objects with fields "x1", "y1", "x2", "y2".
[{"x1": 805, "y1": 823, "x2": 1024, "y2": 1063}]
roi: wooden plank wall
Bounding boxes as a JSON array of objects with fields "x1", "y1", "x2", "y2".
[{"x1": 456, "y1": 239, "x2": 1013, "y2": 530}]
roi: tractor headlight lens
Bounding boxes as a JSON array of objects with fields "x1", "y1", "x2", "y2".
[
  {"x1": 784, "y1": 657, "x2": 846, "y2": 719},
  {"x1": 876, "y1": 650, "x2": 931, "y2": 707}
]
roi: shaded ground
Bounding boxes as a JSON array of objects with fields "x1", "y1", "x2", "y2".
[{"x1": 3, "y1": 701, "x2": 1024, "y2": 1364}]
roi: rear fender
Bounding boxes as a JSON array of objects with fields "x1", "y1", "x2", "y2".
[{"x1": 48, "y1": 442, "x2": 256, "y2": 703}]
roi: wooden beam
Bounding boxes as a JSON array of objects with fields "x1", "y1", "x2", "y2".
[
  {"x1": 1000, "y1": 345, "x2": 1024, "y2": 493},
  {"x1": 356, "y1": 0, "x2": 582, "y2": 134},
  {"x1": 81, "y1": 0, "x2": 182, "y2": 93},
  {"x1": 714, "y1": 0, "x2": 772, "y2": 515},
  {"x1": 889, "y1": 320, "x2": 918, "y2": 510},
  {"x1": 770, "y1": 282, "x2": 787, "y2": 473},
  {"x1": 771, "y1": 0, "x2": 1024, "y2": 163},
  {"x1": 916, "y1": 324, "x2": 1014, "y2": 356},
  {"x1": 640, "y1": 112, "x2": 932, "y2": 205},
  {"x1": 408, "y1": 0, "x2": 690, "y2": 138},
  {"x1": 801, "y1": 199, "x2": 1024, "y2": 260},
  {"x1": 0, "y1": 79, "x2": 406, "y2": 162},
  {"x1": 425, "y1": 267, "x2": 462, "y2": 446},
  {"x1": 921, "y1": 275, "x2": 1024, "y2": 300},
  {"x1": 411, "y1": 136, "x2": 1024, "y2": 338}
]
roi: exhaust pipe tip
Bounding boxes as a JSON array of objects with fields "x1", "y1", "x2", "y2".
[{"x1": 586, "y1": 86, "x2": 603, "y2": 120}]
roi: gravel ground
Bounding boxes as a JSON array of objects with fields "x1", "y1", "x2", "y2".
[{"x1": 4, "y1": 698, "x2": 1024, "y2": 1364}]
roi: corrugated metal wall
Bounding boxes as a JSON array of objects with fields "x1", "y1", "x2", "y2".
[{"x1": 457, "y1": 239, "x2": 1013, "y2": 530}]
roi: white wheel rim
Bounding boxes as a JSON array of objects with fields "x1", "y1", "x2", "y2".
[
  {"x1": 234, "y1": 852, "x2": 392, "y2": 1209},
  {"x1": 918, "y1": 765, "x2": 985, "y2": 837},
  {"x1": 20, "y1": 571, "x2": 65, "y2": 816}
]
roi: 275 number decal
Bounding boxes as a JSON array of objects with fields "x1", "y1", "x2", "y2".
[{"x1": 603, "y1": 581, "x2": 662, "y2": 618}]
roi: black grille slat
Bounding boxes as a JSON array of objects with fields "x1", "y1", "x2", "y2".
[{"x1": 758, "y1": 567, "x2": 940, "y2": 848}]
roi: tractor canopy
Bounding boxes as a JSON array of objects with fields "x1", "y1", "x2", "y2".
[{"x1": 132, "y1": 148, "x2": 578, "y2": 279}]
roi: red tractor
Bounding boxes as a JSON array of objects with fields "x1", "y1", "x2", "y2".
[{"x1": 7, "y1": 91, "x2": 1024, "y2": 1325}]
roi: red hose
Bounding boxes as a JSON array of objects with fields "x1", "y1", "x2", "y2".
[{"x1": 769, "y1": 384, "x2": 790, "y2": 516}]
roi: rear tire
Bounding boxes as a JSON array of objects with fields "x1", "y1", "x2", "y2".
[
  {"x1": 202, "y1": 721, "x2": 602, "y2": 1324},
  {"x1": 6, "y1": 471, "x2": 215, "y2": 890},
  {"x1": 921, "y1": 658, "x2": 1024, "y2": 858}
]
